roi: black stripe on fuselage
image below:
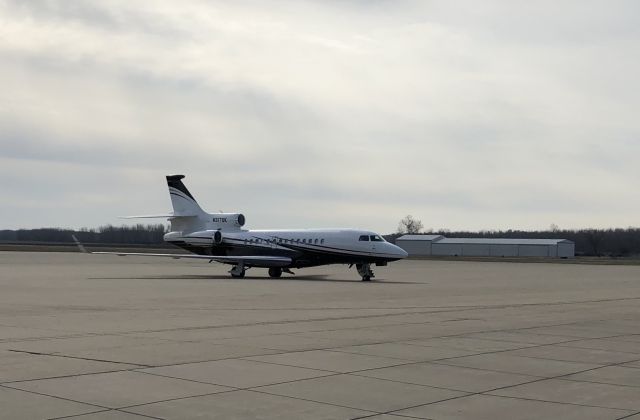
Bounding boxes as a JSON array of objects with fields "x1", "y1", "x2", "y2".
[{"x1": 221, "y1": 237, "x2": 398, "y2": 262}]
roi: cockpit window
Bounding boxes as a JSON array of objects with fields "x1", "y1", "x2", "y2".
[
  {"x1": 359, "y1": 235, "x2": 370, "y2": 241},
  {"x1": 370, "y1": 235, "x2": 384, "y2": 242}
]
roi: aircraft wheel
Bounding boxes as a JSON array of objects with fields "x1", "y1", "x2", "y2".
[
  {"x1": 361, "y1": 275, "x2": 371, "y2": 282},
  {"x1": 231, "y1": 271, "x2": 245, "y2": 278},
  {"x1": 268, "y1": 267, "x2": 283, "y2": 278}
]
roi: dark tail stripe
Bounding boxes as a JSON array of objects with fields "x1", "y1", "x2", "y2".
[{"x1": 166, "y1": 175, "x2": 196, "y2": 200}]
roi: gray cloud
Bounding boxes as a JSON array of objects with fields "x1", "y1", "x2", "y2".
[{"x1": 0, "y1": 0, "x2": 638, "y2": 231}]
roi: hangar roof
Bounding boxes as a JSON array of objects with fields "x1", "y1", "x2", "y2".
[
  {"x1": 435, "y1": 238, "x2": 573, "y2": 245},
  {"x1": 397, "y1": 235, "x2": 444, "y2": 241}
]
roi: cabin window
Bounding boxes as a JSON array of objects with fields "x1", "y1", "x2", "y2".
[
  {"x1": 370, "y1": 235, "x2": 384, "y2": 242},
  {"x1": 314, "y1": 239, "x2": 318, "y2": 244},
  {"x1": 321, "y1": 239, "x2": 324, "y2": 244},
  {"x1": 359, "y1": 235, "x2": 369, "y2": 241},
  {"x1": 302, "y1": 239, "x2": 306, "y2": 243},
  {"x1": 308, "y1": 239, "x2": 312, "y2": 243}
]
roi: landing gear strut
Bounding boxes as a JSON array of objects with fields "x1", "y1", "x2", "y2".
[
  {"x1": 356, "y1": 263, "x2": 374, "y2": 281},
  {"x1": 229, "y1": 263, "x2": 246, "y2": 278},
  {"x1": 268, "y1": 267, "x2": 282, "y2": 278}
]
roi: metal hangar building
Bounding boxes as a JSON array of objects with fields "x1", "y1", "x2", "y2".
[{"x1": 396, "y1": 235, "x2": 575, "y2": 258}]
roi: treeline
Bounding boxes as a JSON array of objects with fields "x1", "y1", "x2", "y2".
[
  {"x1": 388, "y1": 228, "x2": 640, "y2": 257},
  {"x1": 0, "y1": 224, "x2": 167, "y2": 245},
  {"x1": 3, "y1": 225, "x2": 640, "y2": 257}
]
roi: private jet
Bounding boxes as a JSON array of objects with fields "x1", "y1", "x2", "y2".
[{"x1": 76, "y1": 175, "x2": 407, "y2": 281}]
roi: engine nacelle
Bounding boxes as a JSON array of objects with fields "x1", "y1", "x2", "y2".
[
  {"x1": 209, "y1": 213, "x2": 246, "y2": 229},
  {"x1": 213, "y1": 230, "x2": 223, "y2": 245}
]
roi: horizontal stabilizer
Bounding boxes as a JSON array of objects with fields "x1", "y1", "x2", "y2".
[
  {"x1": 119, "y1": 214, "x2": 174, "y2": 219},
  {"x1": 119, "y1": 214, "x2": 198, "y2": 219}
]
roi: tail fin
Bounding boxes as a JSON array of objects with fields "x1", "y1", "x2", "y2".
[{"x1": 166, "y1": 175, "x2": 206, "y2": 216}]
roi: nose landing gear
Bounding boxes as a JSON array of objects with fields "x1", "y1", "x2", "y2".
[{"x1": 356, "y1": 263, "x2": 375, "y2": 281}]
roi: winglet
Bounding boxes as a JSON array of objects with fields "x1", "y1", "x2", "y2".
[{"x1": 71, "y1": 235, "x2": 90, "y2": 254}]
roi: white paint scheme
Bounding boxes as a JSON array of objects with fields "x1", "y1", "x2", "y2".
[{"x1": 82, "y1": 175, "x2": 407, "y2": 281}]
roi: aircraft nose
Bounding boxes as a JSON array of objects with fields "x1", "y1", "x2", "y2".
[{"x1": 392, "y1": 244, "x2": 408, "y2": 258}]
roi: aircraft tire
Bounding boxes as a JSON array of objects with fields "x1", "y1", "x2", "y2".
[
  {"x1": 268, "y1": 267, "x2": 283, "y2": 278},
  {"x1": 231, "y1": 271, "x2": 245, "y2": 278}
]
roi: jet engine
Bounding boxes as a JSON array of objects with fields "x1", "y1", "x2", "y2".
[
  {"x1": 213, "y1": 230, "x2": 223, "y2": 245},
  {"x1": 209, "y1": 213, "x2": 246, "y2": 229}
]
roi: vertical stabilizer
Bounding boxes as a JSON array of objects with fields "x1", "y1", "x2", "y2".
[{"x1": 166, "y1": 175, "x2": 205, "y2": 216}]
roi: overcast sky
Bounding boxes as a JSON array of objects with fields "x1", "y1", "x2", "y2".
[{"x1": 1, "y1": 0, "x2": 638, "y2": 233}]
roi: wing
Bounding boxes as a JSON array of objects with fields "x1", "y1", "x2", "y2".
[
  {"x1": 72, "y1": 235, "x2": 290, "y2": 267},
  {"x1": 90, "y1": 251, "x2": 291, "y2": 267}
]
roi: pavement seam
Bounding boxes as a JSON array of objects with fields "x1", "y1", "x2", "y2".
[
  {"x1": 548, "y1": 377, "x2": 640, "y2": 390},
  {"x1": 0, "y1": 383, "x2": 110, "y2": 410},
  {"x1": 5, "y1": 349, "x2": 152, "y2": 367},
  {"x1": 45, "y1": 409, "x2": 112, "y2": 420},
  {"x1": 616, "y1": 410, "x2": 640, "y2": 420},
  {"x1": 482, "y1": 393, "x2": 639, "y2": 413},
  {"x1": 120, "y1": 372, "x2": 382, "y2": 416},
  {"x1": 1, "y1": 368, "x2": 143, "y2": 385},
  {"x1": 47, "y1": 408, "x2": 165, "y2": 420}
]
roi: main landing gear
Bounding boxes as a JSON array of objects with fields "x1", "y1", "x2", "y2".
[
  {"x1": 268, "y1": 268, "x2": 295, "y2": 278},
  {"x1": 356, "y1": 263, "x2": 375, "y2": 281},
  {"x1": 229, "y1": 263, "x2": 246, "y2": 278}
]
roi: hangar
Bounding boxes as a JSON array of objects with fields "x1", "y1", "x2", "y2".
[{"x1": 396, "y1": 235, "x2": 575, "y2": 258}]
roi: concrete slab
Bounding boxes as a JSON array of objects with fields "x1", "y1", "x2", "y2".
[
  {"x1": 141, "y1": 358, "x2": 334, "y2": 388},
  {"x1": 523, "y1": 326, "x2": 625, "y2": 339},
  {"x1": 0, "y1": 335, "x2": 170, "y2": 354},
  {"x1": 36, "y1": 341, "x2": 280, "y2": 367},
  {"x1": 565, "y1": 365, "x2": 640, "y2": 387},
  {"x1": 255, "y1": 374, "x2": 466, "y2": 412},
  {"x1": 9, "y1": 371, "x2": 230, "y2": 409},
  {"x1": 357, "y1": 362, "x2": 538, "y2": 392},
  {"x1": 0, "y1": 385, "x2": 100, "y2": 419},
  {"x1": 128, "y1": 390, "x2": 374, "y2": 419},
  {"x1": 504, "y1": 344, "x2": 639, "y2": 364},
  {"x1": 491, "y1": 378, "x2": 640, "y2": 411},
  {"x1": 0, "y1": 350, "x2": 138, "y2": 383},
  {"x1": 329, "y1": 342, "x2": 476, "y2": 362},
  {"x1": 460, "y1": 331, "x2": 578, "y2": 345},
  {"x1": 199, "y1": 334, "x2": 340, "y2": 351},
  {"x1": 437, "y1": 353, "x2": 602, "y2": 377},
  {"x1": 559, "y1": 338, "x2": 640, "y2": 354},
  {"x1": 245, "y1": 349, "x2": 404, "y2": 373},
  {"x1": 403, "y1": 337, "x2": 536, "y2": 352},
  {"x1": 394, "y1": 394, "x2": 633, "y2": 420}
]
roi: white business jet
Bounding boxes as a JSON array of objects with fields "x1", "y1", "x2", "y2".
[{"x1": 77, "y1": 175, "x2": 407, "y2": 281}]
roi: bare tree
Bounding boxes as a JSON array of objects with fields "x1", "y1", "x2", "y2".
[
  {"x1": 397, "y1": 215, "x2": 424, "y2": 234},
  {"x1": 585, "y1": 229, "x2": 605, "y2": 256}
]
